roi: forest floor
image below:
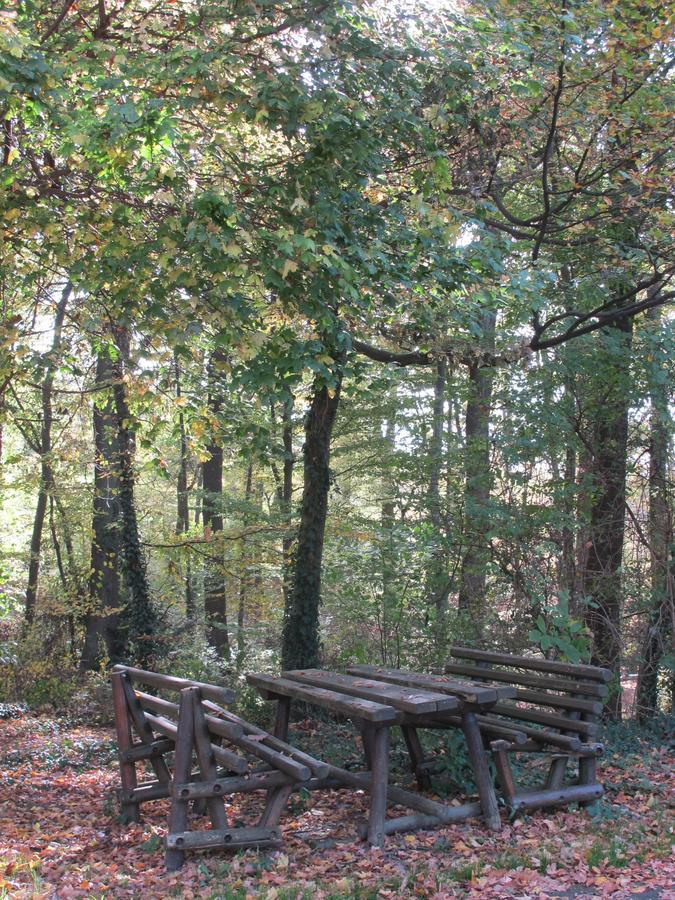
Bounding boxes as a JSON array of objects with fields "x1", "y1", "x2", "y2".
[{"x1": 0, "y1": 712, "x2": 673, "y2": 899}]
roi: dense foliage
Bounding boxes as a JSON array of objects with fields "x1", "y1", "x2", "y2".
[{"x1": 0, "y1": 0, "x2": 672, "y2": 719}]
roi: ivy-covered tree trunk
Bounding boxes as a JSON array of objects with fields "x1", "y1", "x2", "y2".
[
  {"x1": 25, "y1": 283, "x2": 71, "y2": 625},
  {"x1": 457, "y1": 310, "x2": 496, "y2": 635},
  {"x1": 202, "y1": 351, "x2": 230, "y2": 658},
  {"x1": 81, "y1": 349, "x2": 124, "y2": 670},
  {"x1": 112, "y1": 330, "x2": 156, "y2": 666},
  {"x1": 636, "y1": 306, "x2": 673, "y2": 721},
  {"x1": 281, "y1": 376, "x2": 342, "y2": 670},
  {"x1": 582, "y1": 318, "x2": 633, "y2": 720}
]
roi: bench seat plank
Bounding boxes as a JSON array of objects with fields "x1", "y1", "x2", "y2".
[
  {"x1": 247, "y1": 674, "x2": 398, "y2": 723},
  {"x1": 284, "y1": 669, "x2": 460, "y2": 714},
  {"x1": 346, "y1": 664, "x2": 516, "y2": 705},
  {"x1": 479, "y1": 715, "x2": 583, "y2": 751},
  {"x1": 490, "y1": 703, "x2": 598, "y2": 737}
]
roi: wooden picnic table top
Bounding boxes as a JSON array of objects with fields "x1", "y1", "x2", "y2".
[
  {"x1": 282, "y1": 669, "x2": 461, "y2": 715},
  {"x1": 246, "y1": 673, "x2": 400, "y2": 723},
  {"x1": 248, "y1": 666, "x2": 516, "y2": 723},
  {"x1": 346, "y1": 665, "x2": 517, "y2": 706}
]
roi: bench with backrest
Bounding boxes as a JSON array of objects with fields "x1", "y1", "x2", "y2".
[
  {"x1": 444, "y1": 647, "x2": 609, "y2": 812},
  {"x1": 111, "y1": 665, "x2": 329, "y2": 870}
]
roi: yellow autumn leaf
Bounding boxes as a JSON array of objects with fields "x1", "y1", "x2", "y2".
[{"x1": 281, "y1": 259, "x2": 298, "y2": 279}]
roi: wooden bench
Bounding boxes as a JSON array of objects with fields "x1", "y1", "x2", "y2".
[
  {"x1": 111, "y1": 666, "x2": 329, "y2": 870},
  {"x1": 444, "y1": 647, "x2": 609, "y2": 812}
]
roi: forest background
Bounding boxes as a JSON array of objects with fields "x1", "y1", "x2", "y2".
[{"x1": 0, "y1": 0, "x2": 673, "y2": 725}]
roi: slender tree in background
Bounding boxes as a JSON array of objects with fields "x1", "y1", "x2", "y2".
[
  {"x1": 636, "y1": 305, "x2": 674, "y2": 720},
  {"x1": 457, "y1": 310, "x2": 497, "y2": 634},
  {"x1": 24, "y1": 283, "x2": 71, "y2": 625},
  {"x1": 270, "y1": 396, "x2": 295, "y2": 616},
  {"x1": 174, "y1": 353, "x2": 195, "y2": 621},
  {"x1": 202, "y1": 351, "x2": 230, "y2": 659},
  {"x1": 380, "y1": 399, "x2": 399, "y2": 664},
  {"x1": 426, "y1": 360, "x2": 449, "y2": 648}
]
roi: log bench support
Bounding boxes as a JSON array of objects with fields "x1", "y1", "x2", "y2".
[{"x1": 111, "y1": 666, "x2": 317, "y2": 871}]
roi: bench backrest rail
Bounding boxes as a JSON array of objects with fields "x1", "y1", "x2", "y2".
[{"x1": 449, "y1": 647, "x2": 611, "y2": 682}]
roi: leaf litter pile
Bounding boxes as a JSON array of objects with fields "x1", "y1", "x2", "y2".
[{"x1": 1, "y1": 713, "x2": 673, "y2": 899}]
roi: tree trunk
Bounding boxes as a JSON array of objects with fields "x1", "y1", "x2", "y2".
[
  {"x1": 560, "y1": 365, "x2": 578, "y2": 611},
  {"x1": 81, "y1": 349, "x2": 124, "y2": 670},
  {"x1": 112, "y1": 329, "x2": 156, "y2": 666},
  {"x1": 281, "y1": 376, "x2": 342, "y2": 670},
  {"x1": 426, "y1": 360, "x2": 449, "y2": 648},
  {"x1": 202, "y1": 351, "x2": 230, "y2": 658},
  {"x1": 380, "y1": 401, "x2": 397, "y2": 664},
  {"x1": 582, "y1": 318, "x2": 633, "y2": 720},
  {"x1": 174, "y1": 353, "x2": 194, "y2": 621},
  {"x1": 48, "y1": 495, "x2": 78, "y2": 659},
  {"x1": 636, "y1": 306, "x2": 673, "y2": 720},
  {"x1": 236, "y1": 461, "x2": 254, "y2": 669},
  {"x1": 24, "y1": 282, "x2": 71, "y2": 625},
  {"x1": 457, "y1": 310, "x2": 497, "y2": 636},
  {"x1": 281, "y1": 397, "x2": 295, "y2": 613}
]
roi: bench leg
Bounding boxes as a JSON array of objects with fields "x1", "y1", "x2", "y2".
[
  {"x1": 260, "y1": 784, "x2": 293, "y2": 827},
  {"x1": 111, "y1": 673, "x2": 140, "y2": 824},
  {"x1": 462, "y1": 710, "x2": 501, "y2": 831},
  {"x1": 165, "y1": 689, "x2": 196, "y2": 872},
  {"x1": 578, "y1": 755, "x2": 599, "y2": 806},
  {"x1": 120, "y1": 675, "x2": 173, "y2": 787},
  {"x1": 367, "y1": 725, "x2": 389, "y2": 848},
  {"x1": 193, "y1": 694, "x2": 229, "y2": 831},
  {"x1": 546, "y1": 755, "x2": 568, "y2": 790}
]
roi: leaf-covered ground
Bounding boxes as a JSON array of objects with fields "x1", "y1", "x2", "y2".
[{"x1": 0, "y1": 714, "x2": 673, "y2": 899}]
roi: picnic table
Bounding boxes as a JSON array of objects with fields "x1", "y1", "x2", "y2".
[{"x1": 247, "y1": 665, "x2": 517, "y2": 846}]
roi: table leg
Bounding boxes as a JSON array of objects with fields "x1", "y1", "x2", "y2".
[
  {"x1": 273, "y1": 696, "x2": 291, "y2": 741},
  {"x1": 367, "y1": 725, "x2": 389, "y2": 848},
  {"x1": 360, "y1": 723, "x2": 374, "y2": 770},
  {"x1": 461, "y1": 710, "x2": 501, "y2": 831},
  {"x1": 401, "y1": 725, "x2": 432, "y2": 791}
]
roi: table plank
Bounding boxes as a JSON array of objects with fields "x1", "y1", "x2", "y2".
[
  {"x1": 246, "y1": 674, "x2": 398, "y2": 723},
  {"x1": 346, "y1": 665, "x2": 516, "y2": 705},
  {"x1": 283, "y1": 669, "x2": 460, "y2": 715}
]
